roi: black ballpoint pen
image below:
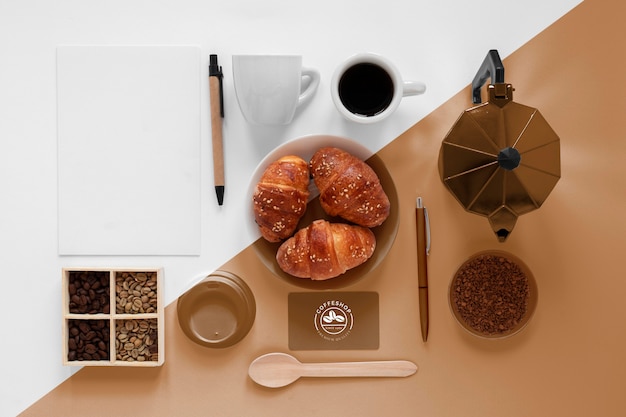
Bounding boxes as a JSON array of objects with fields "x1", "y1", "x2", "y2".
[
  {"x1": 209, "y1": 54, "x2": 225, "y2": 205},
  {"x1": 416, "y1": 197, "x2": 430, "y2": 342}
]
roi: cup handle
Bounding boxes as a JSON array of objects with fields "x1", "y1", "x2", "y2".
[
  {"x1": 297, "y1": 67, "x2": 320, "y2": 107},
  {"x1": 402, "y1": 80, "x2": 427, "y2": 97}
]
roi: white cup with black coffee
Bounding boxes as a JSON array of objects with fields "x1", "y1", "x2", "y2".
[{"x1": 331, "y1": 52, "x2": 426, "y2": 123}]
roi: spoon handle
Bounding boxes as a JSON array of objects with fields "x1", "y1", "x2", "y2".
[{"x1": 300, "y1": 360, "x2": 417, "y2": 378}]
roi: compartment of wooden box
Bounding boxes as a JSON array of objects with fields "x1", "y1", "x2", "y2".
[{"x1": 62, "y1": 268, "x2": 164, "y2": 367}]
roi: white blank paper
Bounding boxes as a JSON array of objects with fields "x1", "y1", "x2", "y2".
[{"x1": 57, "y1": 45, "x2": 201, "y2": 255}]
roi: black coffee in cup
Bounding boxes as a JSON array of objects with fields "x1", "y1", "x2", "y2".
[{"x1": 338, "y1": 63, "x2": 394, "y2": 117}]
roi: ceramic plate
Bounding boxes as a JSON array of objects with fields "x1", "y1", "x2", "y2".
[{"x1": 247, "y1": 134, "x2": 399, "y2": 290}]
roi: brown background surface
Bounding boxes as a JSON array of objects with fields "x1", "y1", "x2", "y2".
[{"x1": 22, "y1": 0, "x2": 626, "y2": 415}]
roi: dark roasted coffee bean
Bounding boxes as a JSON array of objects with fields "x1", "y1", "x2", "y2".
[
  {"x1": 67, "y1": 320, "x2": 110, "y2": 362},
  {"x1": 68, "y1": 271, "x2": 110, "y2": 314}
]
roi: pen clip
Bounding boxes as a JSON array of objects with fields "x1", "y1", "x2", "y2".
[
  {"x1": 218, "y1": 72, "x2": 224, "y2": 117},
  {"x1": 424, "y1": 206, "x2": 430, "y2": 255},
  {"x1": 417, "y1": 197, "x2": 431, "y2": 255}
]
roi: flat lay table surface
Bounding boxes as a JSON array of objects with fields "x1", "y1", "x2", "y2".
[{"x1": 2, "y1": 1, "x2": 626, "y2": 416}]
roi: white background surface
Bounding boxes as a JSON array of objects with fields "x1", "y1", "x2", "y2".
[{"x1": 0, "y1": 1, "x2": 581, "y2": 416}]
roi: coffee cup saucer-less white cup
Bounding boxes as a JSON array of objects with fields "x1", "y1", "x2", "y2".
[
  {"x1": 232, "y1": 55, "x2": 320, "y2": 125},
  {"x1": 331, "y1": 52, "x2": 426, "y2": 124}
]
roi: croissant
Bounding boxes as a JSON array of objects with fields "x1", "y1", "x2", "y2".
[
  {"x1": 253, "y1": 155, "x2": 310, "y2": 242},
  {"x1": 276, "y1": 219, "x2": 376, "y2": 280},
  {"x1": 310, "y1": 147, "x2": 390, "y2": 228}
]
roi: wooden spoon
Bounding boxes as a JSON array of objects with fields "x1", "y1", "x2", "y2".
[{"x1": 248, "y1": 352, "x2": 418, "y2": 388}]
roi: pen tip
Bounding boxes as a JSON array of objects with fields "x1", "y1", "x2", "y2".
[
  {"x1": 416, "y1": 197, "x2": 423, "y2": 209},
  {"x1": 215, "y1": 186, "x2": 224, "y2": 206}
]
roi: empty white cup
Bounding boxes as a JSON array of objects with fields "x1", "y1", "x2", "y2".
[{"x1": 232, "y1": 55, "x2": 320, "y2": 125}]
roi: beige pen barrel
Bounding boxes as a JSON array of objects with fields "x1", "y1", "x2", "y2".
[{"x1": 209, "y1": 75, "x2": 224, "y2": 187}]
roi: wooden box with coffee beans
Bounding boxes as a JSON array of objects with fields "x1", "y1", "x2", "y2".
[{"x1": 62, "y1": 268, "x2": 164, "y2": 367}]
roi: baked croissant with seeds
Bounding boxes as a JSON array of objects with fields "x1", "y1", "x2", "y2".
[
  {"x1": 310, "y1": 147, "x2": 390, "y2": 228},
  {"x1": 253, "y1": 155, "x2": 310, "y2": 242},
  {"x1": 276, "y1": 219, "x2": 376, "y2": 280}
]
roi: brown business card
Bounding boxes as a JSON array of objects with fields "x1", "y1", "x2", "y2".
[{"x1": 288, "y1": 292, "x2": 379, "y2": 350}]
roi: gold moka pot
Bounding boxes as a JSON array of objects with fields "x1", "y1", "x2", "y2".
[{"x1": 439, "y1": 50, "x2": 561, "y2": 242}]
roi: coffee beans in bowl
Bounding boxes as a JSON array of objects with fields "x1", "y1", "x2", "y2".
[
  {"x1": 448, "y1": 251, "x2": 538, "y2": 339},
  {"x1": 62, "y1": 268, "x2": 164, "y2": 366}
]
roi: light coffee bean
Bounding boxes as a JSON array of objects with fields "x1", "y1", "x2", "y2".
[
  {"x1": 114, "y1": 319, "x2": 158, "y2": 362},
  {"x1": 115, "y1": 271, "x2": 158, "y2": 314}
]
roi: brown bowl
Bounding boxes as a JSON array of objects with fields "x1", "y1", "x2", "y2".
[
  {"x1": 247, "y1": 135, "x2": 400, "y2": 290},
  {"x1": 177, "y1": 271, "x2": 256, "y2": 348},
  {"x1": 448, "y1": 250, "x2": 538, "y2": 339}
]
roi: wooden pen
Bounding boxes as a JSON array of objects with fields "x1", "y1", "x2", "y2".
[
  {"x1": 209, "y1": 54, "x2": 225, "y2": 205},
  {"x1": 416, "y1": 197, "x2": 430, "y2": 342}
]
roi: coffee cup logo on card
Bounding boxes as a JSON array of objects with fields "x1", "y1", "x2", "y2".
[{"x1": 314, "y1": 300, "x2": 354, "y2": 342}]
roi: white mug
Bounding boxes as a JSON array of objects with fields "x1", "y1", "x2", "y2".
[
  {"x1": 331, "y1": 52, "x2": 426, "y2": 123},
  {"x1": 232, "y1": 55, "x2": 320, "y2": 125}
]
